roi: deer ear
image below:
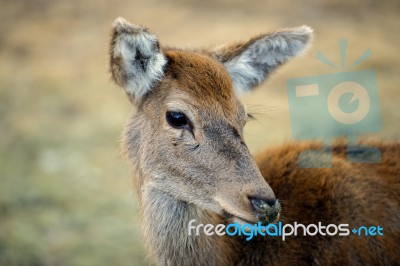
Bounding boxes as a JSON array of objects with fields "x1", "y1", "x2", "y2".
[
  {"x1": 211, "y1": 26, "x2": 313, "y2": 94},
  {"x1": 110, "y1": 18, "x2": 167, "y2": 100}
]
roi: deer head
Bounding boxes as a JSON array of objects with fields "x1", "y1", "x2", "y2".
[{"x1": 110, "y1": 18, "x2": 312, "y2": 226}]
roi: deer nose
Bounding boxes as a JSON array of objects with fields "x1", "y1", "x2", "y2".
[
  {"x1": 249, "y1": 196, "x2": 281, "y2": 224},
  {"x1": 250, "y1": 197, "x2": 276, "y2": 210}
]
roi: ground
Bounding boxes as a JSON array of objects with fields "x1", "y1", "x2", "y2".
[{"x1": 0, "y1": 0, "x2": 399, "y2": 265}]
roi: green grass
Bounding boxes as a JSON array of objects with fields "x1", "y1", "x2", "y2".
[{"x1": 0, "y1": 79, "x2": 146, "y2": 265}]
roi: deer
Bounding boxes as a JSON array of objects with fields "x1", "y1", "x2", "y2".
[{"x1": 108, "y1": 17, "x2": 400, "y2": 266}]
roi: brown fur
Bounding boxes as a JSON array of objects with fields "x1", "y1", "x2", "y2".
[
  {"x1": 109, "y1": 19, "x2": 400, "y2": 266},
  {"x1": 163, "y1": 50, "x2": 238, "y2": 118},
  {"x1": 249, "y1": 140, "x2": 400, "y2": 265}
]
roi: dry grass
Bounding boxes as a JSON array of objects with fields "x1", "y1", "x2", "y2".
[{"x1": 0, "y1": 0, "x2": 399, "y2": 265}]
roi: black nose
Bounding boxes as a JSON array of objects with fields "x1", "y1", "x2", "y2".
[
  {"x1": 249, "y1": 196, "x2": 281, "y2": 224},
  {"x1": 249, "y1": 197, "x2": 277, "y2": 211}
]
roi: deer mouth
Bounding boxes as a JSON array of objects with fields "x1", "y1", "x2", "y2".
[
  {"x1": 222, "y1": 200, "x2": 281, "y2": 225},
  {"x1": 252, "y1": 199, "x2": 281, "y2": 225},
  {"x1": 231, "y1": 215, "x2": 258, "y2": 225},
  {"x1": 228, "y1": 212, "x2": 280, "y2": 225},
  {"x1": 216, "y1": 195, "x2": 281, "y2": 225},
  {"x1": 222, "y1": 210, "x2": 257, "y2": 224}
]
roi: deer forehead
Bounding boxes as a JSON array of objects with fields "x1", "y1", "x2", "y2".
[{"x1": 145, "y1": 50, "x2": 245, "y2": 122}]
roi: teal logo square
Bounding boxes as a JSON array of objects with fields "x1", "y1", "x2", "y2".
[{"x1": 286, "y1": 40, "x2": 382, "y2": 167}]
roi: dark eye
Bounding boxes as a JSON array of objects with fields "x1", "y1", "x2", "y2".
[{"x1": 166, "y1": 111, "x2": 188, "y2": 128}]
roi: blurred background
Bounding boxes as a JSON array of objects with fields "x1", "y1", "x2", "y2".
[{"x1": 1, "y1": 0, "x2": 399, "y2": 265}]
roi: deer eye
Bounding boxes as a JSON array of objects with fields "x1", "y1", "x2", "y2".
[{"x1": 166, "y1": 111, "x2": 188, "y2": 128}]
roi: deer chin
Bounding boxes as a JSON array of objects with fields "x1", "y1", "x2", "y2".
[
  {"x1": 227, "y1": 211, "x2": 280, "y2": 226},
  {"x1": 215, "y1": 198, "x2": 259, "y2": 225},
  {"x1": 230, "y1": 215, "x2": 258, "y2": 225}
]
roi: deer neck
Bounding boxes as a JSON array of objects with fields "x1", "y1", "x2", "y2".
[{"x1": 139, "y1": 185, "x2": 233, "y2": 266}]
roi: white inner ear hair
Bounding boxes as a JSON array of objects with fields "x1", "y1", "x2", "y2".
[
  {"x1": 224, "y1": 26, "x2": 313, "y2": 95},
  {"x1": 113, "y1": 20, "x2": 167, "y2": 99}
]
